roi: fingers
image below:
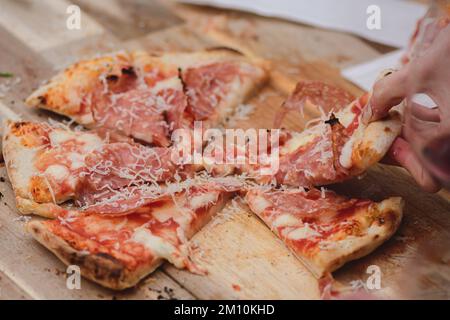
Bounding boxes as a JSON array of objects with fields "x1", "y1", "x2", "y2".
[
  {"x1": 388, "y1": 137, "x2": 441, "y2": 192},
  {"x1": 410, "y1": 102, "x2": 440, "y2": 122},
  {"x1": 369, "y1": 67, "x2": 410, "y2": 121}
]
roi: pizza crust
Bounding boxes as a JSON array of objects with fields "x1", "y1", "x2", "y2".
[
  {"x1": 348, "y1": 111, "x2": 402, "y2": 173},
  {"x1": 27, "y1": 220, "x2": 162, "y2": 290},
  {"x1": 2, "y1": 121, "x2": 106, "y2": 217},
  {"x1": 2, "y1": 121, "x2": 49, "y2": 215},
  {"x1": 305, "y1": 197, "x2": 404, "y2": 278}
]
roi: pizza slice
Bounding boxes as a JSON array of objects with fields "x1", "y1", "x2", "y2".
[
  {"x1": 26, "y1": 49, "x2": 268, "y2": 145},
  {"x1": 241, "y1": 75, "x2": 402, "y2": 187},
  {"x1": 174, "y1": 48, "x2": 269, "y2": 126},
  {"x1": 27, "y1": 182, "x2": 232, "y2": 290},
  {"x1": 245, "y1": 187, "x2": 403, "y2": 278},
  {"x1": 2, "y1": 121, "x2": 183, "y2": 217},
  {"x1": 2, "y1": 121, "x2": 104, "y2": 217},
  {"x1": 25, "y1": 51, "x2": 182, "y2": 146}
]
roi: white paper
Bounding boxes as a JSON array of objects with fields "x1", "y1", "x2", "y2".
[
  {"x1": 341, "y1": 49, "x2": 404, "y2": 91},
  {"x1": 179, "y1": 0, "x2": 427, "y2": 48},
  {"x1": 342, "y1": 50, "x2": 436, "y2": 108}
]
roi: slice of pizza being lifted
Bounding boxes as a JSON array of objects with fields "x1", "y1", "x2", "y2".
[
  {"x1": 239, "y1": 71, "x2": 402, "y2": 187},
  {"x1": 26, "y1": 49, "x2": 268, "y2": 145},
  {"x1": 27, "y1": 182, "x2": 232, "y2": 290},
  {"x1": 245, "y1": 187, "x2": 403, "y2": 278}
]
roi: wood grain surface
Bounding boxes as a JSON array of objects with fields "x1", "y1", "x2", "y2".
[{"x1": 0, "y1": 0, "x2": 448, "y2": 300}]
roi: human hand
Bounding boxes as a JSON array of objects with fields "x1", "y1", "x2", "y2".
[{"x1": 369, "y1": 25, "x2": 450, "y2": 192}]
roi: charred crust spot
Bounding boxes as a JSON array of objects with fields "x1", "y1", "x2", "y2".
[
  {"x1": 384, "y1": 127, "x2": 392, "y2": 132},
  {"x1": 12, "y1": 122, "x2": 28, "y2": 130},
  {"x1": 325, "y1": 114, "x2": 340, "y2": 126},
  {"x1": 162, "y1": 110, "x2": 169, "y2": 124},
  {"x1": 106, "y1": 74, "x2": 119, "y2": 82},
  {"x1": 177, "y1": 67, "x2": 184, "y2": 82},
  {"x1": 38, "y1": 96, "x2": 47, "y2": 104},
  {"x1": 95, "y1": 252, "x2": 119, "y2": 262},
  {"x1": 68, "y1": 252, "x2": 86, "y2": 265},
  {"x1": 108, "y1": 268, "x2": 123, "y2": 280},
  {"x1": 121, "y1": 66, "x2": 135, "y2": 76}
]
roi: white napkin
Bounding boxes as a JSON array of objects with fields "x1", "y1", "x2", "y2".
[{"x1": 341, "y1": 49, "x2": 404, "y2": 91}]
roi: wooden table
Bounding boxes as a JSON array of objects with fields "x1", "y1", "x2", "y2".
[{"x1": 0, "y1": 0, "x2": 449, "y2": 300}]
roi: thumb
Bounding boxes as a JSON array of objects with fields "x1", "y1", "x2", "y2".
[{"x1": 369, "y1": 67, "x2": 410, "y2": 121}]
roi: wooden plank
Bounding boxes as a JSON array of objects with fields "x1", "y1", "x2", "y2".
[
  {"x1": 0, "y1": 0, "x2": 105, "y2": 53},
  {"x1": 0, "y1": 167, "x2": 195, "y2": 300},
  {"x1": 0, "y1": 270, "x2": 31, "y2": 300},
  {"x1": 0, "y1": 0, "x2": 127, "y2": 70},
  {"x1": 1, "y1": 0, "x2": 449, "y2": 300},
  {"x1": 73, "y1": 0, "x2": 183, "y2": 40},
  {"x1": 124, "y1": 25, "x2": 218, "y2": 52},
  {"x1": 164, "y1": 199, "x2": 320, "y2": 299},
  {"x1": 0, "y1": 25, "x2": 54, "y2": 122}
]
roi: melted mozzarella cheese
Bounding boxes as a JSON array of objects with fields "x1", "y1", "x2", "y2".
[
  {"x1": 150, "y1": 76, "x2": 182, "y2": 93},
  {"x1": 272, "y1": 214, "x2": 298, "y2": 228},
  {"x1": 49, "y1": 130, "x2": 74, "y2": 146},
  {"x1": 68, "y1": 153, "x2": 85, "y2": 170},
  {"x1": 49, "y1": 129, "x2": 102, "y2": 152},
  {"x1": 250, "y1": 195, "x2": 272, "y2": 214},
  {"x1": 288, "y1": 224, "x2": 321, "y2": 240},
  {"x1": 190, "y1": 192, "x2": 218, "y2": 210},
  {"x1": 75, "y1": 133, "x2": 103, "y2": 152},
  {"x1": 45, "y1": 164, "x2": 69, "y2": 181},
  {"x1": 335, "y1": 107, "x2": 357, "y2": 128},
  {"x1": 281, "y1": 131, "x2": 317, "y2": 155},
  {"x1": 130, "y1": 227, "x2": 177, "y2": 260}
]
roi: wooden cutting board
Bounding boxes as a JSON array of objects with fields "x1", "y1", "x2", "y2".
[{"x1": 0, "y1": 0, "x2": 449, "y2": 300}]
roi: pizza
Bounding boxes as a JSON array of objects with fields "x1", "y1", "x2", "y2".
[
  {"x1": 2, "y1": 46, "x2": 406, "y2": 294},
  {"x1": 245, "y1": 187, "x2": 403, "y2": 278},
  {"x1": 27, "y1": 182, "x2": 232, "y2": 289},
  {"x1": 26, "y1": 49, "x2": 268, "y2": 146}
]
